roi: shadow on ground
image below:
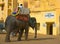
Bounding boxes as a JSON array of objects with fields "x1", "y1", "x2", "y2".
[
  {"x1": 28, "y1": 37, "x2": 55, "y2": 41},
  {"x1": 10, "y1": 37, "x2": 55, "y2": 42}
]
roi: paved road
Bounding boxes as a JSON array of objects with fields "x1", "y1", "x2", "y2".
[{"x1": 0, "y1": 33, "x2": 60, "y2": 44}]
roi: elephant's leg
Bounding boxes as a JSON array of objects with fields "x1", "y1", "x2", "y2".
[
  {"x1": 17, "y1": 29, "x2": 24, "y2": 41},
  {"x1": 34, "y1": 24, "x2": 37, "y2": 38},
  {"x1": 5, "y1": 29, "x2": 11, "y2": 42},
  {"x1": 25, "y1": 28, "x2": 29, "y2": 40},
  {"x1": 34, "y1": 28, "x2": 37, "y2": 38}
]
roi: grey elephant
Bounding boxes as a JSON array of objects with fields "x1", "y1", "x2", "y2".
[{"x1": 5, "y1": 15, "x2": 29, "y2": 42}]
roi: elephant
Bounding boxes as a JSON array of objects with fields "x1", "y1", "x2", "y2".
[
  {"x1": 5, "y1": 15, "x2": 29, "y2": 42},
  {"x1": 11, "y1": 17, "x2": 38, "y2": 38}
]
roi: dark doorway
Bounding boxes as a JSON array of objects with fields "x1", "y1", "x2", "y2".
[{"x1": 46, "y1": 22, "x2": 54, "y2": 35}]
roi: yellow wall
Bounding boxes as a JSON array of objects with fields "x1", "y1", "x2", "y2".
[
  {"x1": 12, "y1": 0, "x2": 18, "y2": 11},
  {"x1": 29, "y1": 11, "x2": 57, "y2": 35},
  {"x1": 0, "y1": 0, "x2": 18, "y2": 22},
  {"x1": 0, "y1": 0, "x2": 8, "y2": 22},
  {"x1": 18, "y1": 0, "x2": 23, "y2": 5},
  {"x1": 27, "y1": 0, "x2": 60, "y2": 35}
]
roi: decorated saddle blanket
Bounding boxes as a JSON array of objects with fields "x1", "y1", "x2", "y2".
[{"x1": 16, "y1": 15, "x2": 29, "y2": 22}]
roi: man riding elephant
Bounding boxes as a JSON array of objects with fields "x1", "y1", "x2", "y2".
[
  {"x1": 5, "y1": 4, "x2": 29, "y2": 42},
  {"x1": 5, "y1": 3, "x2": 38, "y2": 42},
  {"x1": 12, "y1": 3, "x2": 38, "y2": 38},
  {"x1": 12, "y1": 4, "x2": 30, "y2": 21},
  {"x1": 5, "y1": 4, "x2": 31, "y2": 42},
  {"x1": 18, "y1": 4, "x2": 30, "y2": 16}
]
